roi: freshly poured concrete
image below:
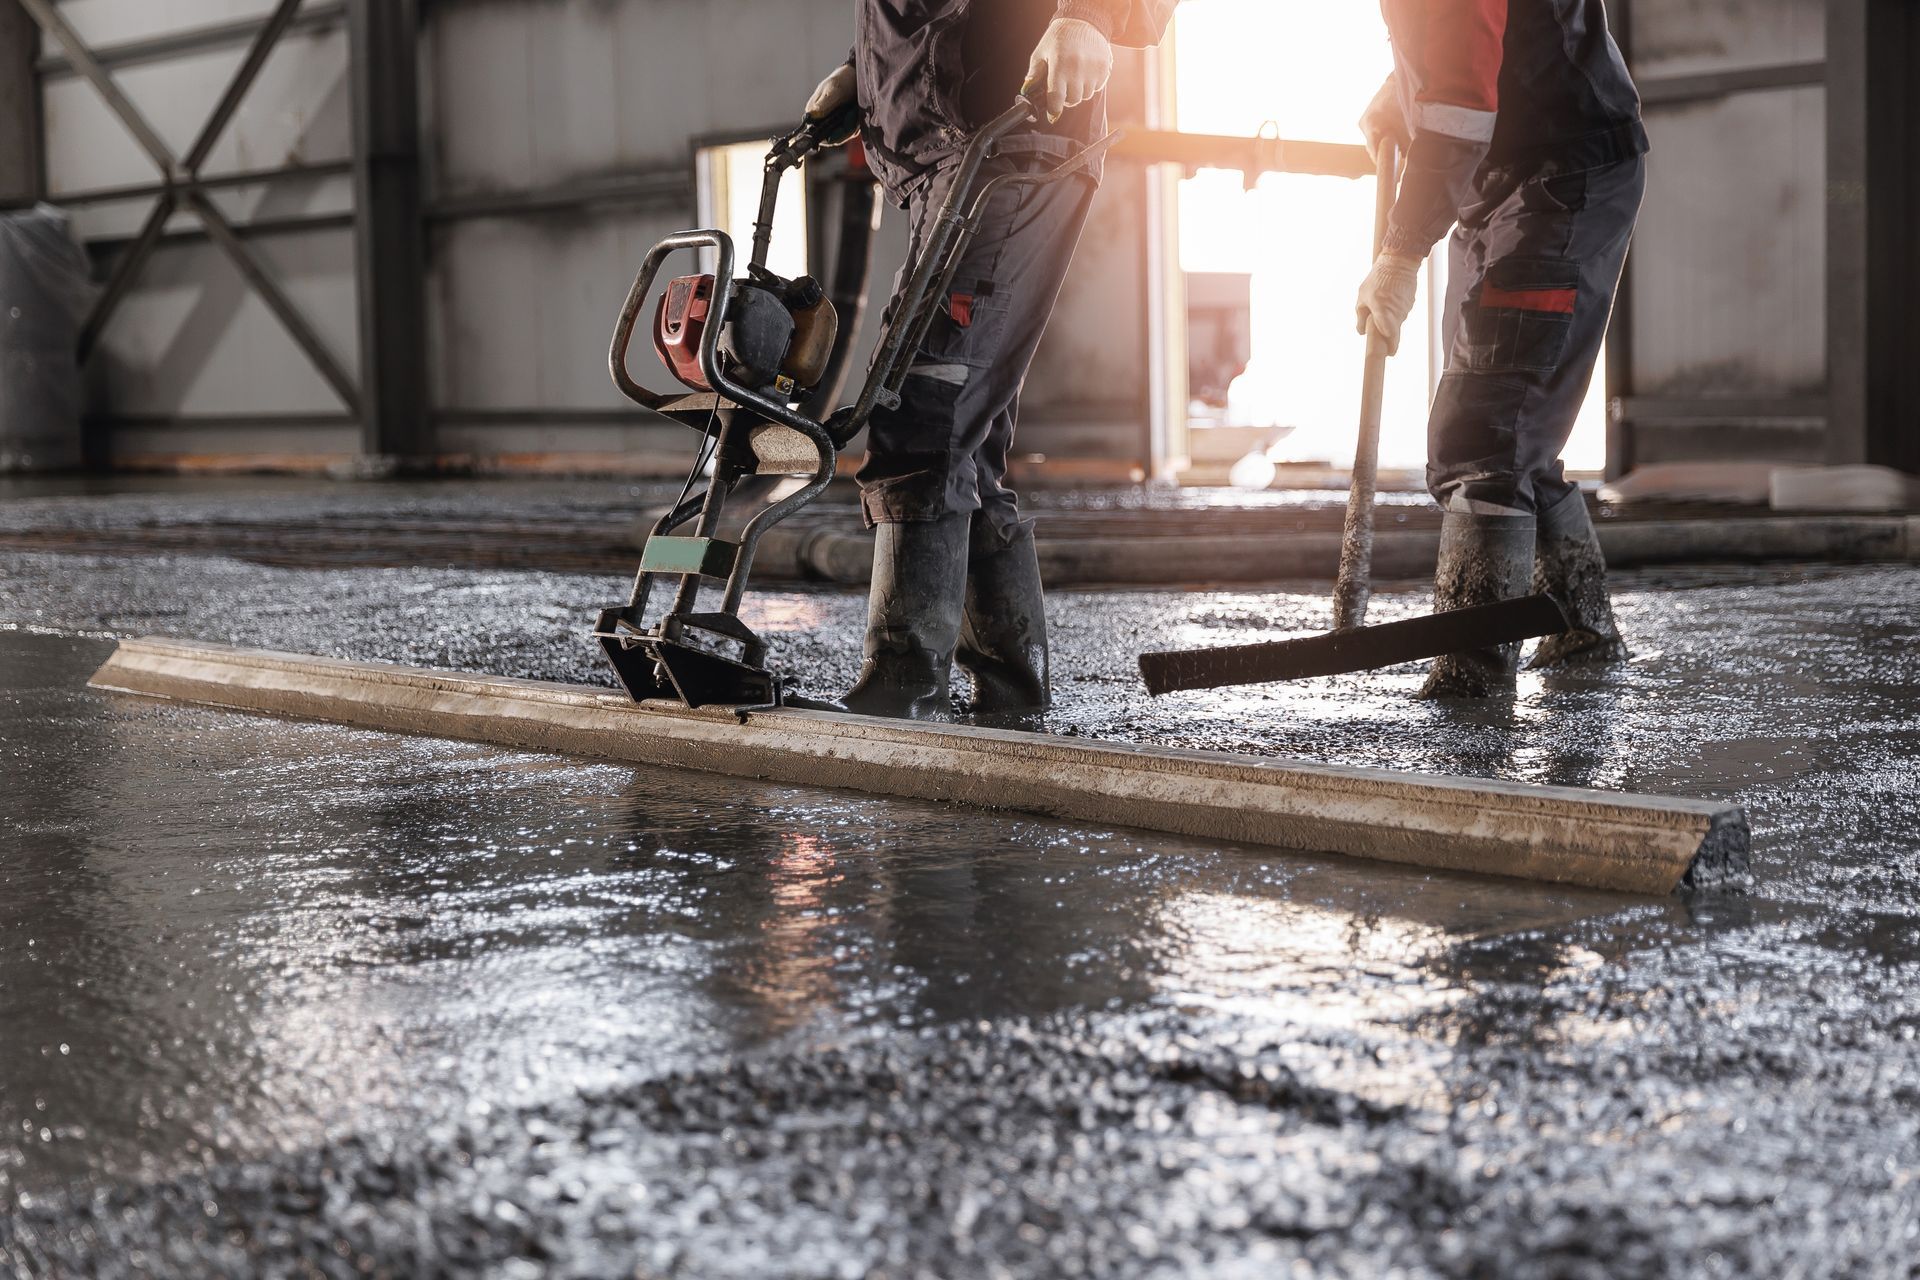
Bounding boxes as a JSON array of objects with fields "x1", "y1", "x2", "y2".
[
  {"x1": 5, "y1": 491, "x2": 1920, "y2": 1276},
  {"x1": 90, "y1": 636, "x2": 1745, "y2": 893}
]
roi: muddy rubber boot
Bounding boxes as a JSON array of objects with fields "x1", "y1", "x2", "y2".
[
  {"x1": 1528, "y1": 487, "x2": 1628, "y2": 669},
  {"x1": 1416, "y1": 507, "x2": 1537, "y2": 699},
  {"x1": 956, "y1": 518, "x2": 1051, "y2": 717},
  {"x1": 841, "y1": 513, "x2": 970, "y2": 721}
]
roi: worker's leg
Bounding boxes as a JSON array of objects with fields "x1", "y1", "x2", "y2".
[
  {"x1": 1418, "y1": 156, "x2": 1645, "y2": 697},
  {"x1": 845, "y1": 157, "x2": 1095, "y2": 718},
  {"x1": 958, "y1": 511, "x2": 1051, "y2": 716},
  {"x1": 1521, "y1": 158, "x2": 1646, "y2": 667},
  {"x1": 953, "y1": 169, "x2": 1095, "y2": 716},
  {"x1": 843, "y1": 510, "x2": 972, "y2": 719}
]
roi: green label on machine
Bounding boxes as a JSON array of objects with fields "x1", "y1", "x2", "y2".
[{"x1": 639, "y1": 536, "x2": 738, "y2": 579}]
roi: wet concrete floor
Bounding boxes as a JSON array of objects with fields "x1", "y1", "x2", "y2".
[{"x1": 3, "y1": 489, "x2": 1920, "y2": 1276}]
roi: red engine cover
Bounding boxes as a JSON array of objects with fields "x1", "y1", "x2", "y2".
[{"x1": 653, "y1": 273, "x2": 715, "y2": 391}]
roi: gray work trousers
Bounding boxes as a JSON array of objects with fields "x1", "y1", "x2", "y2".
[
  {"x1": 857, "y1": 149, "x2": 1097, "y2": 538},
  {"x1": 1427, "y1": 153, "x2": 1646, "y2": 512}
]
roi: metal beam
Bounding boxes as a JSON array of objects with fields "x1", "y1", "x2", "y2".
[
  {"x1": 348, "y1": 0, "x2": 429, "y2": 461},
  {"x1": 33, "y1": 2, "x2": 348, "y2": 77},
  {"x1": 435, "y1": 408, "x2": 677, "y2": 427},
  {"x1": 1616, "y1": 396, "x2": 1828, "y2": 423},
  {"x1": 86, "y1": 413, "x2": 359, "y2": 431},
  {"x1": 1109, "y1": 129, "x2": 1374, "y2": 181},
  {"x1": 81, "y1": 209, "x2": 355, "y2": 254},
  {"x1": 0, "y1": 0, "x2": 41, "y2": 205},
  {"x1": 1604, "y1": 0, "x2": 1635, "y2": 481},
  {"x1": 1827, "y1": 0, "x2": 1920, "y2": 472},
  {"x1": 1636, "y1": 60, "x2": 1824, "y2": 108},
  {"x1": 187, "y1": 189, "x2": 361, "y2": 414},
  {"x1": 185, "y1": 0, "x2": 307, "y2": 174},
  {"x1": 36, "y1": 159, "x2": 354, "y2": 210},
  {"x1": 74, "y1": 0, "x2": 308, "y2": 362},
  {"x1": 79, "y1": 193, "x2": 176, "y2": 360},
  {"x1": 15, "y1": 0, "x2": 177, "y2": 179},
  {"x1": 426, "y1": 171, "x2": 693, "y2": 223},
  {"x1": 23, "y1": 1, "x2": 362, "y2": 424}
]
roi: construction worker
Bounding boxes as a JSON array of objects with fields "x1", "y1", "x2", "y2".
[
  {"x1": 806, "y1": 1, "x2": 1173, "y2": 721},
  {"x1": 1355, "y1": 0, "x2": 1647, "y2": 697}
]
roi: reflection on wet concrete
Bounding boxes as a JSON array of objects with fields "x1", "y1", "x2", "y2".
[
  {"x1": 2, "y1": 629, "x2": 1609, "y2": 1173},
  {"x1": 4, "y1": 544, "x2": 1920, "y2": 1275}
]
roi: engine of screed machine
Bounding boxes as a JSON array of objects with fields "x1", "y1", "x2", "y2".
[{"x1": 653, "y1": 269, "x2": 838, "y2": 402}]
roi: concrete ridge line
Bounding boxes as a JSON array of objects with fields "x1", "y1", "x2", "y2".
[{"x1": 89, "y1": 637, "x2": 1750, "y2": 895}]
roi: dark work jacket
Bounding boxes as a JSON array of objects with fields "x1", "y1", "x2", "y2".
[
  {"x1": 855, "y1": 0, "x2": 1175, "y2": 201},
  {"x1": 1381, "y1": 0, "x2": 1648, "y2": 258}
]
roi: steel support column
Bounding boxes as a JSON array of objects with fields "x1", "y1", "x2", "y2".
[
  {"x1": 347, "y1": 0, "x2": 429, "y2": 462},
  {"x1": 1603, "y1": 0, "x2": 1634, "y2": 481},
  {"x1": 0, "y1": 1, "x2": 41, "y2": 205},
  {"x1": 1827, "y1": 0, "x2": 1920, "y2": 473}
]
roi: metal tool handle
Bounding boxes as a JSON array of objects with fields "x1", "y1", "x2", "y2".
[
  {"x1": 607, "y1": 229, "x2": 838, "y2": 450},
  {"x1": 609, "y1": 230, "x2": 722, "y2": 413},
  {"x1": 1331, "y1": 142, "x2": 1401, "y2": 633},
  {"x1": 751, "y1": 106, "x2": 861, "y2": 272}
]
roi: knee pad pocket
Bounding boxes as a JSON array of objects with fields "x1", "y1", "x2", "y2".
[
  {"x1": 1463, "y1": 256, "x2": 1580, "y2": 374},
  {"x1": 913, "y1": 288, "x2": 1014, "y2": 372}
]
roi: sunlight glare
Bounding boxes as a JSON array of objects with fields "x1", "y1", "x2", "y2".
[{"x1": 1173, "y1": 1, "x2": 1607, "y2": 474}]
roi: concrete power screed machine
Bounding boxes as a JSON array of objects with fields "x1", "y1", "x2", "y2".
[{"x1": 595, "y1": 93, "x2": 1111, "y2": 713}]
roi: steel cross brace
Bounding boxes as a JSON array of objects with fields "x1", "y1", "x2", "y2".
[{"x1": 17, "y1": 0, "x2": 361, "y2": 414}]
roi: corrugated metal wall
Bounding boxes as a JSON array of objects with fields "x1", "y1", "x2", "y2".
[
  {"x1": 425, "y1": 0, "x2": 857, "y2": 468},
  {"x1": 44, "y1": 0, "x2": 358, "y2": 465},
  {"x1": 1619, "y1": 0, "x2": 1829, "y2": 467},
  {"x1": 18, "y1": 0, "x2": 1154, "y2": 476}
]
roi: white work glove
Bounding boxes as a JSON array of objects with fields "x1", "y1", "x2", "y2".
[
  {"x1": 1023, "y1": 18, "x2": 1113, "y2": 123},
  {"x1": 1359, "y1": 72, "x2": 1411, "y2": 165},
  {"x1": 1355, "y1": 252, "x2": 1422, "y2": 355},
  {"x1": 806, "y1": 61, "x2": 857, "y2": 120}
]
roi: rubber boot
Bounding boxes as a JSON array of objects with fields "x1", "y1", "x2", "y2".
[
  {"x1": 1416, "y1": 507, "x2": 1537, "y2": 699},
  {"x1": 1528, "y1": 487, "x2": 1628, "y2": 669},
  {"x1": 841, "y1": 513, "x2": 970, "y2": 721},
  {"x1": 956, "y1": 517, "x2": 1051, "y2": 716}
]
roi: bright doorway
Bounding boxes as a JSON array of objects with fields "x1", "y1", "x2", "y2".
[
  {"x1": 1167, "y1": 0, "x2": 1606, "y2": 480},
  {"x1": 696, "y1": 140, "x2": 808, "y2": 280}
]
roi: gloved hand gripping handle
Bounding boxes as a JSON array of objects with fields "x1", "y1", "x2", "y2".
[{"x1": 751, "y1": 103, "x2": 862, "y2": 272}]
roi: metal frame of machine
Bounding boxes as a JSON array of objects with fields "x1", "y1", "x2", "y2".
[{"x1": 595, "y1": 93, "x2": 1115, "y2": 712}]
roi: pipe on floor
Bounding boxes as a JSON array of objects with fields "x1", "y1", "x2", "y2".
[{"x1": 739, "y1": 515, "x2": 1920, "y2": 587}]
